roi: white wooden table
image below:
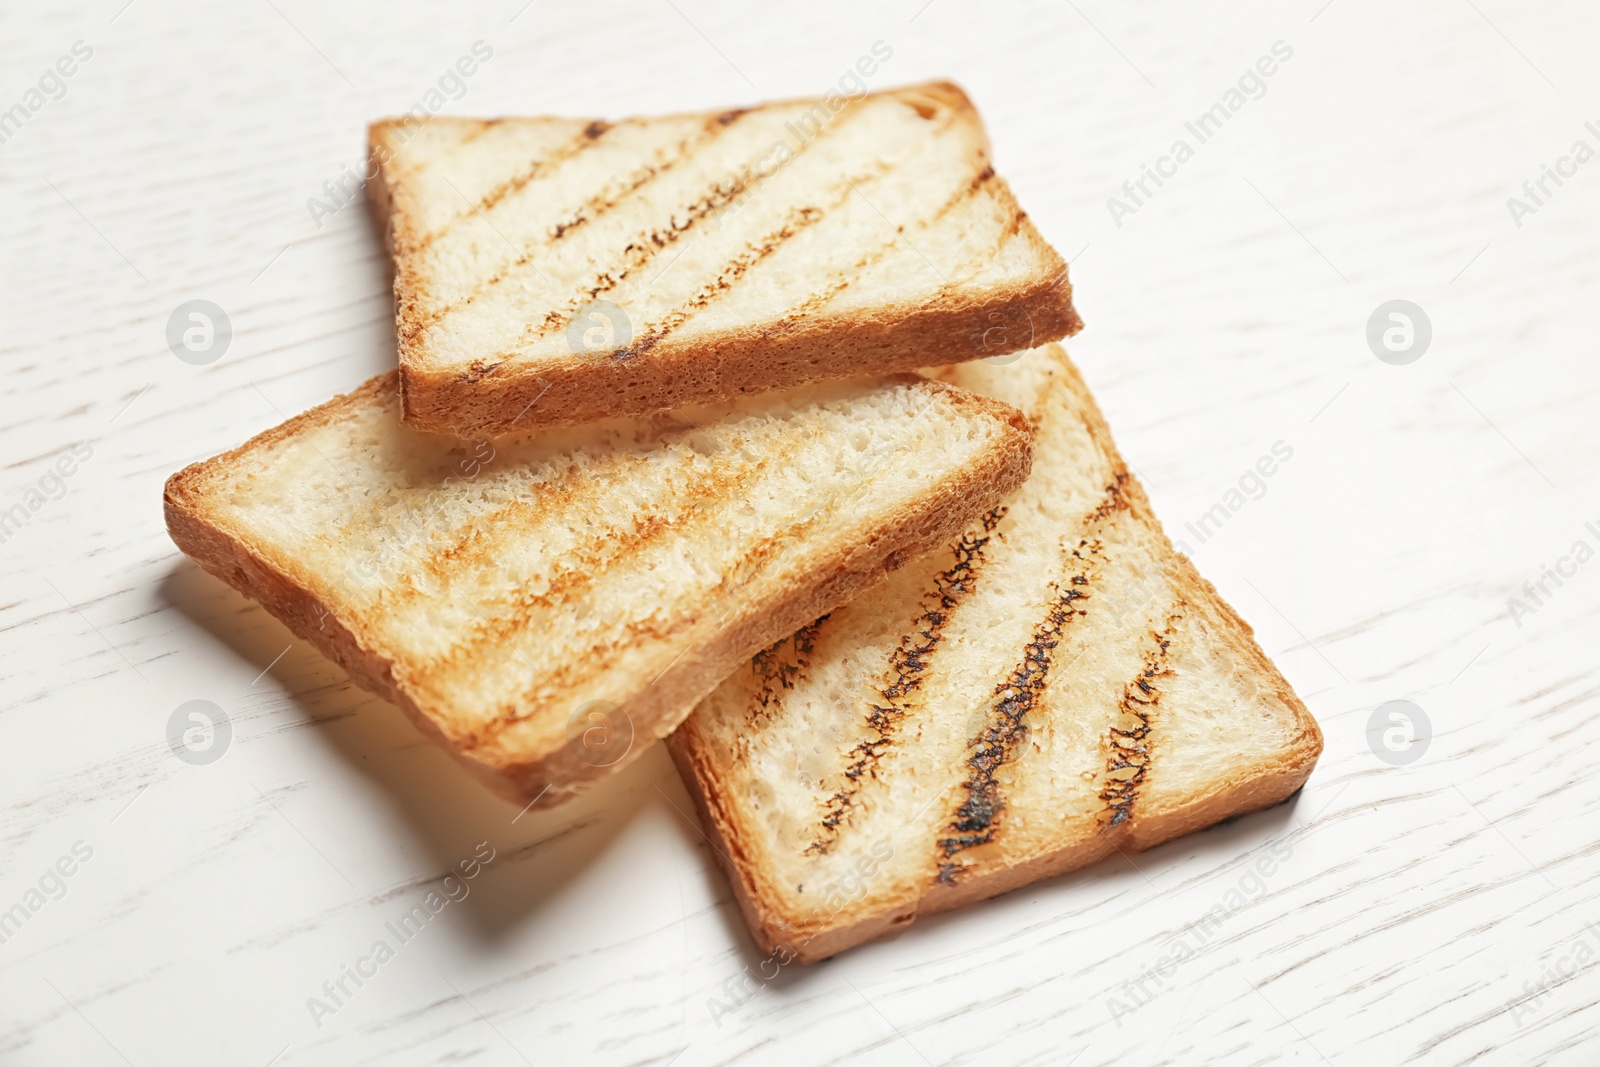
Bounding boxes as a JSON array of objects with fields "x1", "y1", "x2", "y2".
[{"x1": 4, "y1": 1, "x2": 1599, "y2": 1063}]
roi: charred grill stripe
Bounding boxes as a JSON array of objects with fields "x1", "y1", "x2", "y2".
[
  {"x1": 455, "y1": 98, "x2": 882, "y2": 376},
  {"x1": 377, "y1": 118, "x2": 485, "y2": 188},
  {"x1": 1092, "y1": 471, "x2": 1131, "y2": 521},
  {"x1": 404, "y1": 123, "x2": 614, "y2": 254},
  {"x1": 806, "y1": 507, "x2": 1007, "y2": 854},
  {"x1": 1100, "y1": 616, "x2": 1179, "y2": 830},
  {"x1": 456, "y1": 174, "x2": 753, "y2": 380},
  {"x1": 440, "y1": 457, "x2": 766, "y2": 670},
  {"x1": 747, "y1": 615, "x2": 831, "y2": 724},
  {"x1": 476, "y1": 505, "x2": 828, "y2": 737},
  {"x1": 946, "y1": 170, "x2": 1026, "y2": 270},
  {"x1": 431, "y1": 119, "x2": 498, "y2": 158},
  {"x1": 408, "y1": 114, "x2": 743, "y2": 336},
  {"x1": 933, "y1": 476, "x2": 1135, "y2": 885},
  {"x1": 400, "y1": 420, "x2": 770, "y2": 672},
  {"x1": 935, "y1": 540, "x2": 1105, "y2": 882},
  {"x1": 914, "y1": 167, "x2": 1037, "y2": 298},
  {"x1": 767, "y1": 114, "x2": 976, "y2": 324},
  {"x1": 454, "y1": 117, "x2": 510, "y2": 149},
  {"x1": 355, "y1": 413, "x2": 707, "y2": 614},
  {"x1": 615, "y1": 203, "x2": 831, "y2": 362},
  {"x1": 768, "y1": 154, "x2": 993, "y2": 330},
  {"x1": 613, "y1": 160, "x2": 885, "y2": 360}
]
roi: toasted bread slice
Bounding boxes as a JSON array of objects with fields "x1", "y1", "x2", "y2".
[
  {"x1": 369, "y1": 80, "x2": 1081, "y2": 435},
  {"x1": 164, "y1": 373, "x2": 1033, "y2": 808},
  {"x1": 669, "y1": 344, "x2": 1323, "y2": 960}
]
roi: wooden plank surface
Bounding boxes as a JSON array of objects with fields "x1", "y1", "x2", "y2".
[{"x1": 3, "y1": 1, "x2": 1599, "y2": 1063}]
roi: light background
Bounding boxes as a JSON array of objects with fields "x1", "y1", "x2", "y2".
[{"x1": 2, "y1": 1, "x2": 1599, "y2": 1064}]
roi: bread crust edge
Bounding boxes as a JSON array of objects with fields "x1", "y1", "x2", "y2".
[{"x1": 397, "y1": 273, "x2": 1082, "y2": 436}]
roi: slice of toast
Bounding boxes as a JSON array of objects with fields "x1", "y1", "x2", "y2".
[
  {"x1": 368, "y1": 80, "x2": 1081, "y2": 435},
  {"x1": 164, "y1": 372, "x2": 1033, "y2": 808},
  {"x1": 669, "y1": 344, "x2": 1323, "y2": 960}
]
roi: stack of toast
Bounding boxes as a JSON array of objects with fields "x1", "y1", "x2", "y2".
[{"x1": 166, "y1": 81, "x2": 1321, "y2": 958}]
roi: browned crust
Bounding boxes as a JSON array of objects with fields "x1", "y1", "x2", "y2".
[
  {"x1": 163, "y1": 374, "x2": 1035, "y2": 811},
  {"x1": 666, "y1": 344, "x2": 1324, "y2": 961},
  {"x1": 366, "y1": 124, "x2": 400, "y2": 271},
  {"x1": 368, "y1": 80, "x2": 1083, "y2": 436},
  {"x1": 397, "y1": 275, "x2": 1081, "y2": 436}
]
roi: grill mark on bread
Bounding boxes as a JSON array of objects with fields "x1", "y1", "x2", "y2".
[
  {"x1": 470, "y1": 120, "x2": 610, "y2": 221},
  {"x1": 934, "y1": 477, "x2": 1132, "y2": 882},
  {"x1": 355, "y1": 411, "x2": 764, "y2": 668},
  {"x1": 615, "y1": 203, "x2": 831, "y2": 362},
  {"x1": 462, "y1": 122, "x2": 610, "y2": 222},
  {"x1": 410, "y1": 114, "x2": 745, "y2": 334},
  {"x1": 423, "y1": 446, "x2": 773, "y2": 671},
  {"x1": 458, "y1": 176, "x2": 753, "y2": 379},
  {"x1": 748, "y1": 615, "x2": 830, "y2": 724},
  {"x1": 458, "y1": 101, "x2": 879, "y2": 376},
  {"x1": 451, "y1": 118, "x2": 507, "y2": 152},
  {"x1": 969, "y1": 190, "x2": 1035, "y2": 280},
  {"x1": 346, "y1": 415, "x2": 706, "y2": 605},
  {"x1": 932, "y1": 167, "x2": 1015, "y2": 294},
  {"x1": 476, "y1": 507, "x2": 828, "y2": 737},
  {"x1": 935, "y1": 546, "x2": 1100, "y2": 882},
  {"x1": 384, "y1": 459, "x2": 645, "y2": 601},
  {"x1": 1100, "y1": 615, "x2": 1180, "y2": 830},
  {"x1": 612, "y1": 157, "x2": 902, "y2": 360},
  {"x1": 1092, "y1": 470, "x2": 1130, "y2": 520},
  {"x1": 404, "y1": 124, "x2": 612, "y2": 254},
  {"x1": 924, "y1": 173, "x2": 1033, "y2": 294},
  {"x1": 808, "y1": 507, "x2": 1007, "y2": 854},
  {"x1": 375, "y1": 119, "x2": 481, "y2": 188},
  {"x1": 965, "y1": 164, "x2": 997, "y2": 196},
  {"x1": 454, "y1": 118, "x2": 508, "y2": 150},
  {"x1": 753, "y1": 108, "x2": 972, "y2": 323},
  {"x1": 769, "y1": 157, "x2": 996, "y2": 330}
]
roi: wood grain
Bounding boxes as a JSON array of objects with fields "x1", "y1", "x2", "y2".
[{"x1": 3, "y1": 0, "x2": 1599, "y2": 1064}]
